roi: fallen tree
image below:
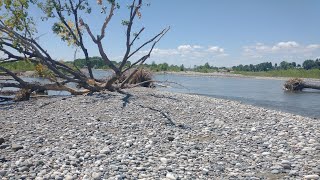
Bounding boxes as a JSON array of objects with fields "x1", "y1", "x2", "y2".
[
  {"x1": 0, "y1": 0, "x2": 169, "y2": 101},
  {"x1": 283, "y1": 78, "x2": 320, "y2": 91}
]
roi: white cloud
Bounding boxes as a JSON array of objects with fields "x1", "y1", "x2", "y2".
[
  {"x1": 193, "y1": 45, "x2": 203, "y2": 49},
  {"x1": 272, "y1": 41, "x2": 299, "y2": 50},
  {"x1": 243, "y1": 41, "x2": 320, "y2": 59},
  {"x1": 150, "y1": 44, "x2": 227, "y2": 57},
  {"x1": 133, "y1": 44, "x2": 228, "y2": 66},
  {"x1": 177, "y1": 45, "x2": 193, "y2": 51},
  {"x1": 207, "y1": 46, "x2": 224, "y2": 53},
  {"x1": 306, "y1": 44, "x2": 320, "y2": 50}
]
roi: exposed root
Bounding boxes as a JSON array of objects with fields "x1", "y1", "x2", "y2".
[
  {"x1": 14, "y1": 88, "x2": 32, "y2": 101},
  {"x1": 284, "y1": 78, "x2": 320, "y2": 91},
  {"x1": 283, "y1": 78, "x2": 305, "y2": 91}
]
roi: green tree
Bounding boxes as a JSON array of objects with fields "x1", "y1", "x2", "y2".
[
  {"x1": 280, "y1": 61, "x2": 290, "y2": 70},
  {"x1": 303, "y1": 60, "x2": 316, "y2": 70},
  {"x1": 180, "y1": 64, "x2": 185, "y2": 71}
]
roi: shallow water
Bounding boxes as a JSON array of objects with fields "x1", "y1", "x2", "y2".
[{"x1": 155, "y1": 74, "x2": 320, "y2": 118}]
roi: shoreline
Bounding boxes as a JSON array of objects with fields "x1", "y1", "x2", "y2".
[
  {"x1": 2, "y1": 69, "x2": 320, "y2": 82},
  {"x1": 0, "y1": 88, "x2": 319, "y2": 179},
  {"x1": 155, "y1": 71, "x2": 320, "y2": 82}
]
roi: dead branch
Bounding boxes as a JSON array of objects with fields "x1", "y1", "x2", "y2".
[
  {"x1": 284, "y1": 78, "x2": 320, "y2": 91},
  {"x1": 120, "y1": 27, "x2": 170, "y2": 88},
  {"x1": 0, "y1": 0, "x2": 169, "y2": 101}
]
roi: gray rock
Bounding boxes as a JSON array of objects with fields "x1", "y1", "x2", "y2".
[
  {"x1": 261, "y1": 152, "x2": 271, "y2": 156},
  {"x1": 166, "y1": 172, "x2": 177, "y2": 180},
  {"x1": 91, "y1": 172, "x2": 102, "y2": 180},
  {"x1": 64, "y1": 175, "x2": 74, "y2": 180},
  {"x1": 18, "y1": 166, "x2": 29, "y2": 172},
  {"x1": 271, "y1": 170, "x2": 279, "y2": 174},
  {"x1": 202, "y1": 168, "x2": 209, "y2": 175},
  {"x1": 289, "y1": 170, "x2": 298, "y2": 176},
  {"x1": 12, "y1": 144, "x2": 23, "y2": 151},
  {"x1": 0, "y1": 170, "x2": 7, "y2": 176},
  {"x1": 100, "y1": 147, "x2": 111, "y2": 155},
  {"x1": 0, "y1": 138, "x2": 4, "y2": 145},
  {"x1": 160, "y1": 157, "x2": 169, "y2": 164},
  {"x1": 0, "y1": 144, "x2": 9, "y2": 149}
]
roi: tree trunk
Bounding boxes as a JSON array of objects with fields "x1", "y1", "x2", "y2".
[
  {"x1": 284, "y1": 78, "x2": 320, "y2": 91},
  {"x1": 304, "y1": 82, "x2": 320, "y2": 90}
]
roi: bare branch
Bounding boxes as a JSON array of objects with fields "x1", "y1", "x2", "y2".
[
  {"x1": 119, "y1": 0, "x2": 142, "y2": 70},
  {"x1": 81, "y1": 22, "x2": 95, "y2": 39},
  {"x1": 122, "y1": 27, "x2": 170, "y2": 74},
  {"x1": 130, "y1": 27, "x2": 144, "y2": 47},
  {"x1": 120, "y1": 27, "x2": 170, "y2": 88},
  {"x1": 97, "y1": 41, "x2": 120, "y2": 74},
  {"x1": 69, "y1": 0, "x2": 94, "y2": 79},
  {"x1": 54, "y1": 2, "x2": 81, "y2": 46},
  {"x1": 98, "y1": 3, "x2": 116, "y2": 41},
  {"x1": 0, "y1": 66, "x2": 26, "y2": 85},
  {"x1": 128, "y1": 27, "x2": 169, "y2": 60}
]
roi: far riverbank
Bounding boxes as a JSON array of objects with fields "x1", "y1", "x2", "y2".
[{"x1": 155, "y1": 71, "x2": 320, "y2": 82}]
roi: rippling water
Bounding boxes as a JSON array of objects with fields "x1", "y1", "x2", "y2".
[{"x1": 155, "y1": 74, "x2": 320, "y2": 118}]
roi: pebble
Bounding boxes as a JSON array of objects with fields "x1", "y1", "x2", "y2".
[
  {"x1": 271, "y1": 169, "x2": 280, "y2": 174},
  {"x1": 0, "y1": 88, "x2": 318, "y2": 179},
  {"x1": 0, "y1": 138, "x2": 4, "y2": 145},
  {"x1": 166, "y1": 172, "x2": 177, "y2": 180},
  {"x1": 91, "y1": 172, "x2": 102, "y2": 180},
  {"x1": 160, "y1": 157, "x2": 169, "y2": 164},
  {"x1": 0, "y1": 170, "x2": 7, "y2": 176},
  {"x1": 304, "y1": 175, "x2": 320, "y2": 180},
  {"x1": 11, "y1": 144, "x2": 23, "y2": 151}
]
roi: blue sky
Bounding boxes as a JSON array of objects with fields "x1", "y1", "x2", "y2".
[{"x1": 31, "y1": 0, "x2": 320, "y2": 67}]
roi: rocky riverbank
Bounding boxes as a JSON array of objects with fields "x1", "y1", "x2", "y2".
[{"x1": 0, "y1": 88, "x2": 319, "y2": 179}]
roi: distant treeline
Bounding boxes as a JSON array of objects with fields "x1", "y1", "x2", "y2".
[
  {"x1": 232, "y1": 59, "x2": 320, "y2": 72},
  {"x1": 143, "y1": 62, "x2": 229, "y2": 73},
  {"x1": 143, "y1": 62, "x2": 185, "y2": 72},
  {"x1": 72, "y1": 57, "x2": 131, "y2": 69},
  {"x1": 2, "y1": 57, "x2": 320, "y2": 75},
  {"x1": 73, "y1": 58, "x2": 187, "y2": 72}
]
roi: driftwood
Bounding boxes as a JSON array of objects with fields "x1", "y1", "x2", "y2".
[
  {"x1": 283, "y1": 78, "x2": 320, "y2": 91},
  {"x1": 0, "y1": 0, "x2": 169, "y2": 101}
]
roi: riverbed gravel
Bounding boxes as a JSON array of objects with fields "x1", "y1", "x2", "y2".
[{"x1": 0, "y1": 88, "x2": 319, "y2": 179}]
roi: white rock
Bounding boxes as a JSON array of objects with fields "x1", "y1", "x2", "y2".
[
  {"x1": 308, "y1": 139, "x2": 316, "y2": 144},
  {"x1": 303, "y1": 174, "x2": 319, "y2": 179},
  {"x1": 214, "y1": 119, "x2": 224, "y2": 127},
  {"x1": 100, "y1": 147, "x2": 111, "y2": 154},
  {"x1": 91, "y1": 172, "x2": 102, "y2": 180},
  {"x1": 166, "y1": 172, "x2": 177, "y2": 180},
  {"x1": 160, "y1": 157, "x2": 168, "y2": 164},
  {"x1": 64, "y1": 175, "x2": 74, "y2": 180},
  {"x1": 261, "y1": 152, "x2": 271, "y2": 156},
  {"x1": 302, "y1": 147, "x2": 313, "y2": 152}
]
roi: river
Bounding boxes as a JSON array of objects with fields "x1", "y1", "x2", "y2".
[{"x1": 155, "y1": 73, "x2": 320, "y2": 118}]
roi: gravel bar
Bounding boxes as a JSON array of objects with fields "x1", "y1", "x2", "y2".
[{"x1": 0, "y1": 88, "x2": 319, "y2": 180}]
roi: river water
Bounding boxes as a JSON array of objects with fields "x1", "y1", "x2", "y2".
[
  {"x1": 154, "y1": 73, "x2": 320, "y2": 118},
  {"x1": 1, "y1": 70, "x2": 319, "y2": 118}
]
